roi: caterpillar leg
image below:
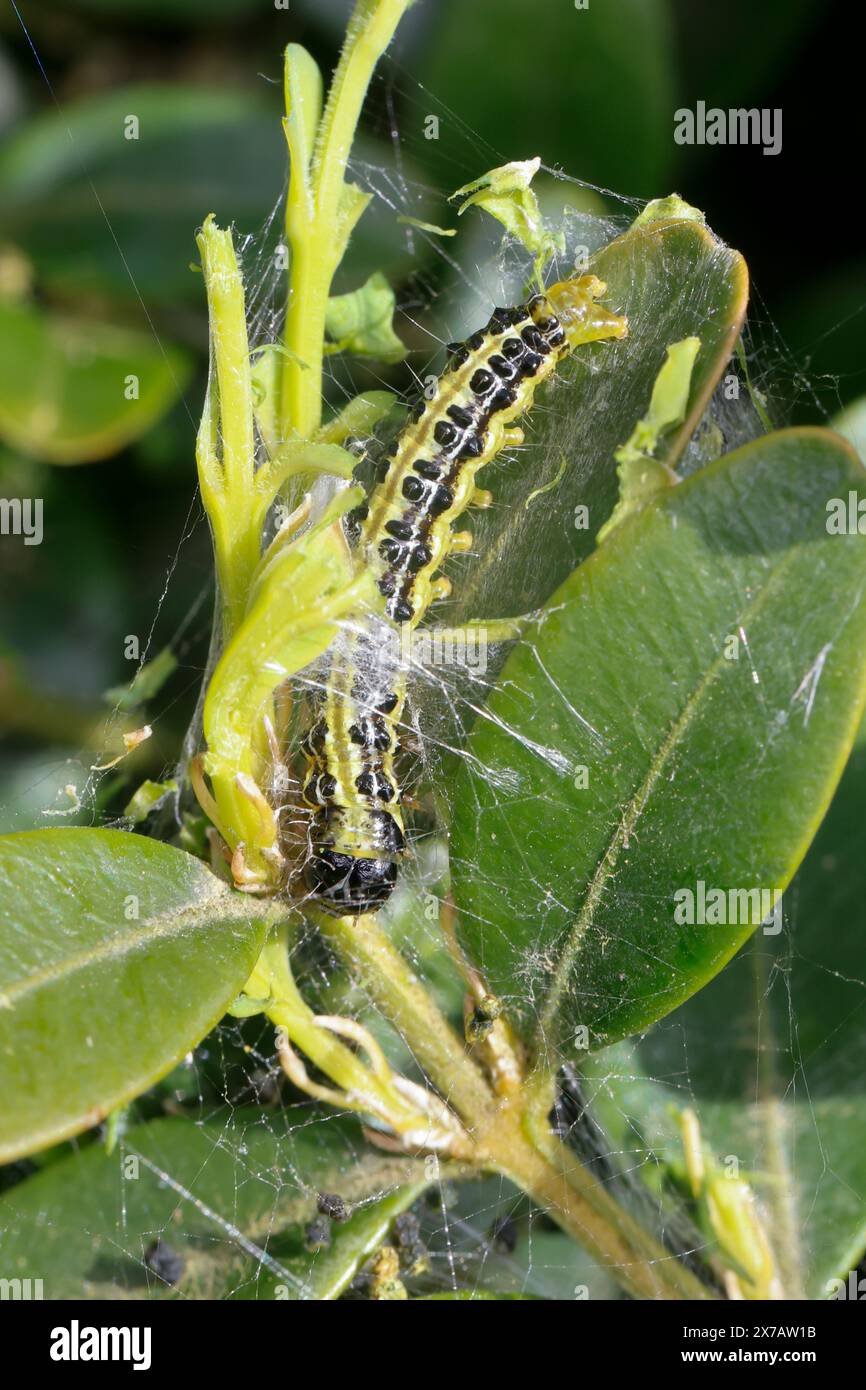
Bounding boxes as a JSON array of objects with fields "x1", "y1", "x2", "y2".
[
  {"x1": 429, "y1": 576, "x2": 452, "y2": 602},
  {"x1": 449, "y1": 529, "x2": 473, "y2": 554}
]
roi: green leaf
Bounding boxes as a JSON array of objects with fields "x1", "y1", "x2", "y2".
[
  {"x1": 0, "y1": 299, "x2": 191, "y2": 464},
  {"x1": 447, "y1": 215, "x2": 748, "y2": 627},
  {"x1": 451, "y1": 429, "x2": 866, "y2": 1059},
  {"x1": 0, "y1": 1110, "x2": 428, "y2": 1300},
  {"x1": 0, "y1": 85, "x2": 429, "y2": 308},
  {"x1": 0, "y1": 86, "x2": 286, "y2": 306},
  {"x1": 104, "y1": 647, "x2": 178, "y2": 711},
  {"x1": 833, "y1": 396, "x2": 866, "y2": 462},
  {"x1": 451, "y1": 157, "x2": 563, "y2": 274},
  {"x1": 632, "y1": 195, "x2": 706, "y2": 228},
  {"x1": 283, "y1": 43, "x2": 324, "y2": 201},
  {"x1": 0, "y1": 829, "x2": 267, "y2": 1162},
  {"x1": 418, "y1": 0, "x2": 676, "y2": 196},
  {"x1": 597, "y1": 334, "x2": 701, "y2": 543},
  {"x1": 325, "y1": 271, "x2": 406, "y2": 363},
  {"x1": 623, "y1": 706, "x2": 866, "y2": 1298},
  {"x1": 123, "y1": 779, "x2": 178, "y2": 822}
]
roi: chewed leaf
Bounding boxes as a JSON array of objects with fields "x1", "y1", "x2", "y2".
[
  {"x1": 0, "y1": 829, "x2": 267, "y2": 1162},
  {"x1": 598, "y1": 335, "x2": 701, "y2": 542},
  {"x1": 445, "y1": 215, "x2": 748, "y2": 628},
  {"x1": 617, "y1": 336, "x2": 702, "y2": 466},
  {"x1": 451, "y1": 429, "x2": 866, "y2": 1058},
  {"x1": 325, "y1": 271, "x2": 406, "y2": 363},
  {"x1": 632, "y1": 194, "x2": 706, "y2": 228},
  {"x1": 396, "y1": 215, "x2": 457, "y2": 237},
  {"x1": 451, "y1": 157, "x2": 563, "y2": 275}
]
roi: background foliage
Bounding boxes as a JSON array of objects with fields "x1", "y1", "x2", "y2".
[
  {"x1": 0, "y1": 0, "x2": 862, "y2": 810},
  {"x1": 1, "y1": 0, "x2": 864, "y2": 1300}
]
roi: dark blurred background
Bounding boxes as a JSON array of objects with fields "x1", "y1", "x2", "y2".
[{"x1": 0, "y1": 0, "x2": 862, "y2": 827}]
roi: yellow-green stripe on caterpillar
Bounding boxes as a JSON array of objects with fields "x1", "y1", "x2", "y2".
[{"x1": 300, "y1": 275, "x2": 628, "y2": 914}]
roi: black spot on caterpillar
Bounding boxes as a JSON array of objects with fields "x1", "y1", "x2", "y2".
[{"x1": 300, "y1": 276, "x2": 627, "y2": 914}]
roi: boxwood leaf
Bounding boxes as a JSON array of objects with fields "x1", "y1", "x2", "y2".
[
  {"x1": 451, "y1": 429, "x2": 866, "y2": 1059},
  {"x1": 0, "y1": 1109, "x2": 428, "y2": 1300},
  {"x1": 0, "y1": 828, "x2": 267, "y2": 1161},
  {"x1": 616, "y1": 709, "x2": 866, "y2": 1298},
  {"x1": 447, "y1": 214, "x2": 748, "y2": 627},
  {"x1": 0, "y1": 299, "x2": 191, "y2": 464}
]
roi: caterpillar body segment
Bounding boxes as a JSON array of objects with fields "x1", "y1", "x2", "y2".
[
  {"x1": 301, "y1": 275, "x2": 627, "y2": 914},
  {"x1": 359, "y1": 276, "x2": 628, "y2": 628},
  {"x1": 301, "y1": 621, "x2": 407, "y2": 912}
]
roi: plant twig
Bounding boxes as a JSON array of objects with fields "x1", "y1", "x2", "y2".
[
  {"x1": 316, "y1": 910, "x2": 715, "y2": 1299},
  {"x1": 280, "y1": 0, "x2": 413, "y2": 441}
]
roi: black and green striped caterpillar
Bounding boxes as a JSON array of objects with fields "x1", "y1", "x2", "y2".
[{"x1": 299, "y1": 275, "x2": 628, "y2": 914}]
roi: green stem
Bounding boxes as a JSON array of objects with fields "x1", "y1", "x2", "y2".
[
  {"x1": 248, "y1": 924, "x2": 439, "y2": 1132},
  {"x1": 491, "y1": 1099, "x2": 714, "y2": 1301},
  {"x1": 280, "y1": 0, "x2": 413, "y2": 441},
  {"x1": 315, "y1": 912, "x2": 715, "y2": 1299},
  {"x1": 316, "y1": 911, "x2": 496, "y2": 1125}
]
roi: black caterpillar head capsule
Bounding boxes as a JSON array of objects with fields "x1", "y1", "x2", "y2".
[{"x1": 304, "y1": 850, "x2": 397, "y2": 914}]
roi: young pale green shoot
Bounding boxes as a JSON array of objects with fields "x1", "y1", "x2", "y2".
[
  {"x1": 597, "y1": 335, "x2": 701, "y2": 543},
  {"x1": 451, "y1": 157, "x2": 566, "y2": 287}
]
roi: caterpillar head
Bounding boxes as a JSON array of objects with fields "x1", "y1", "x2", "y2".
[
  {"x1": 305, "y1": 848, "x2": 397, "y2": 914},
  {"x1": 542, "y1": 275, "x2": 628, "y2": 349}
]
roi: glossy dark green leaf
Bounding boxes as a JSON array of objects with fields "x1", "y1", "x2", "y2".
[
  {"x1": 0, "y1": 1110, "x2": 428, "y2": 1300},
  {"x1": 619, "y1": 708, "x2": 866, "y2": 1298},
  {"x1": 451, "y1": 429, "x2": 866, "y2": 1059},
  {"x1": 448, "y1": 215, "x2": 748, "y2": 627},
  {"x1": 418, "y1": 0, "x2": 676, "y2": 196},
  {"x1": 0, "y1": 828, "x2": 267, "y2": 1161},
  {"x1": 0, "y1": 300, "x2": 191, "y2": 464}
]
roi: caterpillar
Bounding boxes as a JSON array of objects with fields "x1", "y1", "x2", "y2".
[{"x1": 299, "y1": 274, "x2": 628, "y2": 914}]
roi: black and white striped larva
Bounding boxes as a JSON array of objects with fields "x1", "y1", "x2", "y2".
[{"x1": 299, "y1": 275, "x2": 628, "y2": 914}]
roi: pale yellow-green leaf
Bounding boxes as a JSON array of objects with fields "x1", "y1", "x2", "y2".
[{"x1": 325, "y1": 271, "x2": 406, "y2": 363}]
